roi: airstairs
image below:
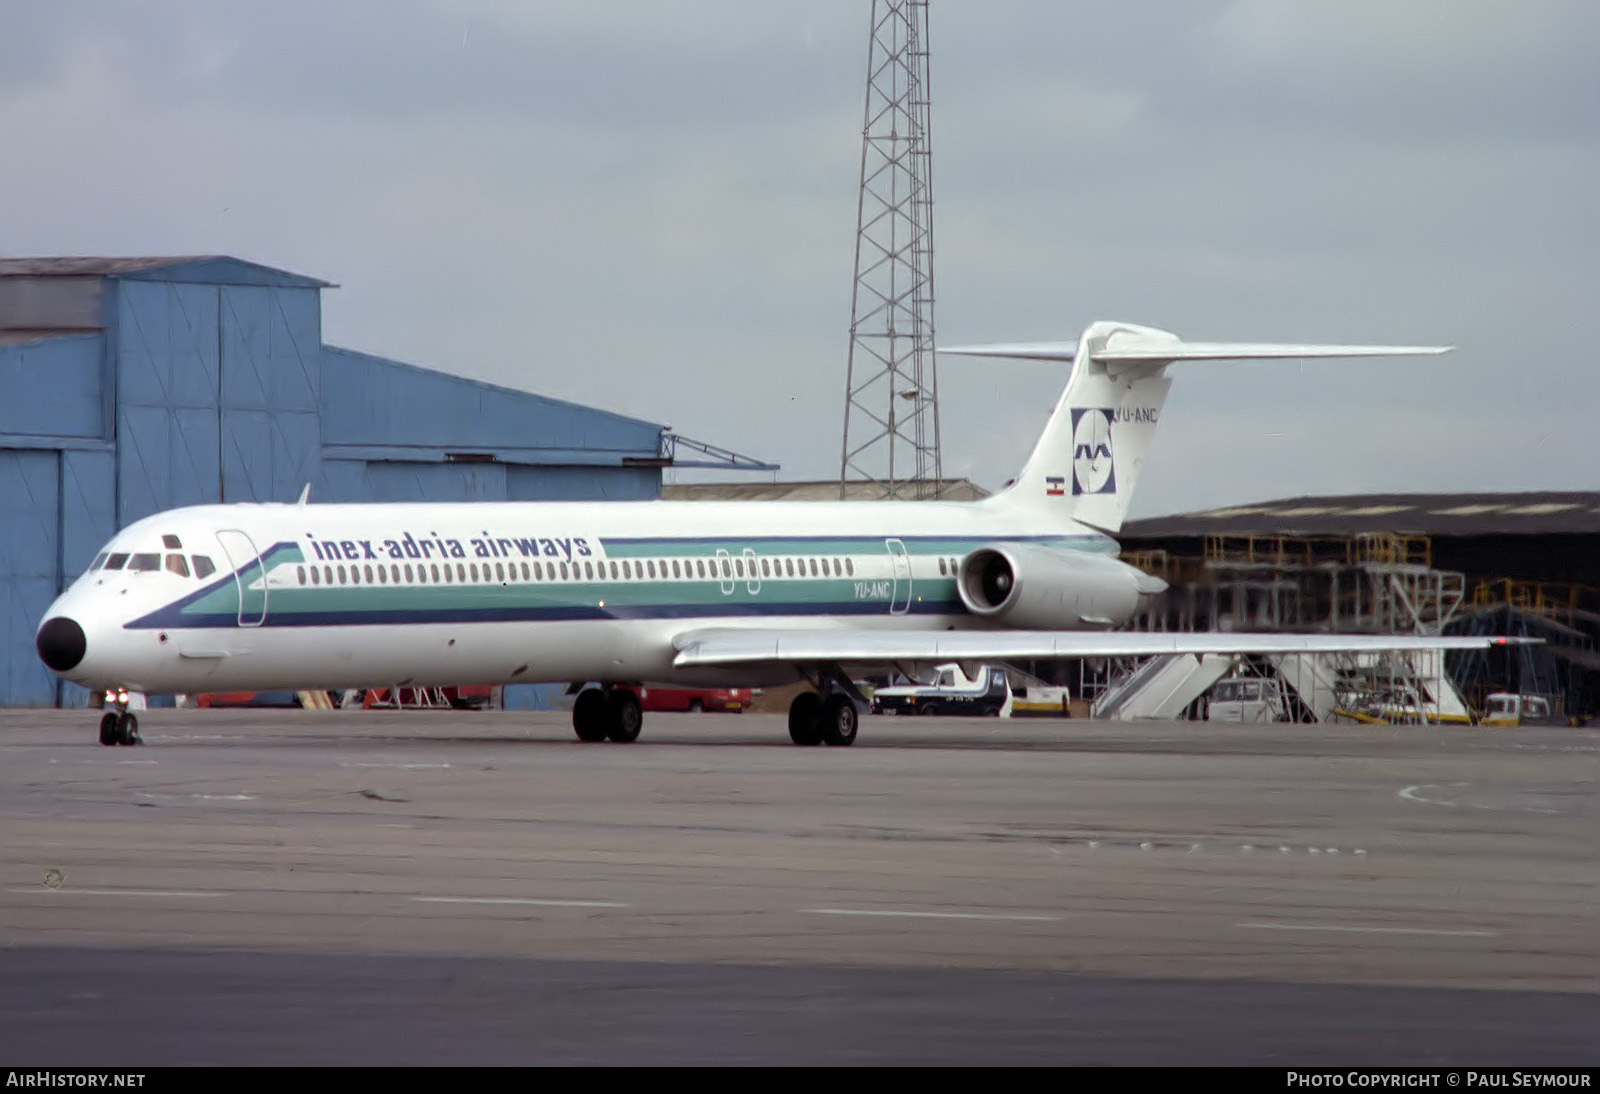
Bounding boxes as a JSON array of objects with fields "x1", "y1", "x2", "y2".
[{"x1": 1092, "y1": 653, "x2": 1236, "y2": 720}]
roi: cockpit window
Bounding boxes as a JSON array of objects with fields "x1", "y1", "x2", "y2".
[
  {"x1": 89, "y1": 553, "x2": 108, "y2": 572},
  {"x1": 104, "y1": 553, "x2": 129, "y2": 571},
  {"x1": 128, "y1": 553, "x2": 160, "y2": 572},
  {"x1": 165, "y1": 553, "x2": 190, "y2": 578},
  {"x1": 192, "y1": 556, "x2": 216, "y2": 579},
  {"x1": 162, "y1": 534, "x2": 182, "y2": 549}
]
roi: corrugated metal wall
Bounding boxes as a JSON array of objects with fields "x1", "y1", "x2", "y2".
[
  {"x1": 0, "y1": 257, "x2": 669, "y2": 706},
  {"x1": 0, "y1": 450, "x2": 61, "y2": 705}
]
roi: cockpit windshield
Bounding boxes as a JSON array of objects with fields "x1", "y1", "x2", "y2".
[{"x1": 91, "y1": 539, "x2": 219, "y2": 580}]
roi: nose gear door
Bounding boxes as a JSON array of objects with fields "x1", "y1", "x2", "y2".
[{"x1": 216, "y1": 529, "x2": 268, "y2": 627}]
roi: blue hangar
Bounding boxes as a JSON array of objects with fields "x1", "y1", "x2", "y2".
[{"x1": 0, "y1": 255, "x2": 769, "y2": 707}]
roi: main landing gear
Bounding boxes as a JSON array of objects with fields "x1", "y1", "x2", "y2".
[
  {"x1": 788, "y1": 670, "x2": 863, "y2": 747},
  {"x1": 572, "y1": 686, "x2": 643, "y2": 743},
  {"x1": 97, "y1": 689, "x2": 141, "y2": 747}
]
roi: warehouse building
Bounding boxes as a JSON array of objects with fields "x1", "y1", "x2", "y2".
[
  {"x1": 1119, "y1": 493, "x2": 1600, "y2": 719},
  {"x1": 0, "y1": 255, "x2": 740, "y2": 706}
]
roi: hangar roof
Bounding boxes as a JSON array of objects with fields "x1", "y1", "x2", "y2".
[
  {"x1": 1122, "y1": 492, "x2": 1600, "y2": 538},
  {"x1": 0, "y1": 256, "x2": 331, "y2": 288}
]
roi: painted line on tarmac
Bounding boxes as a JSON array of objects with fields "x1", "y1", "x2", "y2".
[
  {"x1": 801, "y1": 908, "x2": 1060, "y2": 922},
  {"x1": 9, "y1": 887, "x2": 228, "y2": 898},
  {"x1": 1238, "y1": 921, "x2": 1497, "y2": 938},
  {"x1": 409, "y1": 896, "x2": 628, "y2": 908}
]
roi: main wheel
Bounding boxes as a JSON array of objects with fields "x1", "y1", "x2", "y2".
[
  {"x1": 572, "y1": 689, "x2": 610, "y2": 742},
  {"x1": 606, "y1": 689, "x2": 643, "y2": 743},
  {"x1": 116, "y1": 713, "x2": 140, "y2": 746},
  {"x1": 788, "y1": 692, "x2": 822, "y2": 746},
  {"x1": 820, "y1": 694, "x2": 859, "y2": 747},
  {"x1": 918, "y1": 702, "x2": 942, "y2": 717},
  {"x1": 687, "y1": 698, "x2": 703, "y2": 713},
  {"x1": 98, "y1": 712, "x2": 119, "y2": 746}
]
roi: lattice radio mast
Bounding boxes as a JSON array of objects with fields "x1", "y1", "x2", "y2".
[{"x1": 839, "y1": 0, "x2": 941, "y2": 499}]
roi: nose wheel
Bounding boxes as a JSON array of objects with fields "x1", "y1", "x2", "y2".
[{"x1": 97, "y1": 710, "x2": 140, "y2": 747}]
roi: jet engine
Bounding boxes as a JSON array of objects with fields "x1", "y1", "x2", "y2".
[{"x1": 956, "y1": 543, "x2": 1166, "y2": 630}]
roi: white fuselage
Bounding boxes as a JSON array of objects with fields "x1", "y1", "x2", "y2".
[{"x1": 40, "y1": 496, "x2": 1123, "y2": 695}]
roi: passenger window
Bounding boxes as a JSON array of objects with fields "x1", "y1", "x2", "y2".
[
  {"x1": 496, "y1": 563, "x2": 505, "y2": 582},
  {"x1": 440, "y1": 564, "x2": 449, "y2": 583},
  {"x1": 833, "y1": 559, "x2": 842, "y2": 576},
  {"x1": 608, "y1": 561, "x2": 618, "y2": 579},
  {"x1": 521, "y1": 562, "x2": 529, "y2": 581},
  {"x1": 760, "y1": 559, "x2": 769, "y2": 577},
  {"x1": 165, "y1": 553, "x2": 190, "y2": 578},
  {"x1": 808, "y1": 559, "x2": 818, "y2": 577},
  {"x1": 722, "y1": 559, "x2": 731, "y2": 577},
  {"x1": 470, "y1": 564, "x2": 479, "y2": 582},
  {"x1": 623, "y1": 561, "x2": 632, "y2": 579},
  {"x1": 436, "y1": 565, "x2": 443, "y2": 583},
  {"x1": 938, "y1": 558, "x2": 947, "y2": 576},
  {"x1": 457, "y1": 563, "x2": 466, "y2": 582},
  {"x1": 672, "y1": 560, "x2": 681, "y2": 578},
  {"x1": 734, "y1": 559, "x2": 743, "y2": 578},
  {"x1": 350, "y1": 567, "x2": 361, "y2": 585},
  {"x1": 583, "y1": 562, "x2": 591, "y2": 580},
  {"x1": 105, "y1": 553, "x2": 129, "y2": 571},
  {"x1": 785, "y1": 558, "x2": 794, "y2": 577},
  {"x1": 192, "y1": 555, "x2": 215, "y2": 579},
  {"x1": 297, "y1": 566, "x2": 306, "y2": 585},
  {"x1": 846, "y1": 558, "x2": 854, "y2": 576},
  {"x1": 392, "y1": 565, "x2": 401, "y2": 583},
  {"x1": 696, "y1": 560, "x2": 706, "y2": 578},
  {"x1": 129, "y1": 553, "x2": 160, "y2": 572},
  {"x1": 532, "y1": 562, "x2": 542, "y2": 581},
  {"x1": 365, "y1": 565, "x2": 375, "y2": 583},
  {"x1": 162, "y1": 534, "x2": 182, "y2": 549},
  {"x1": 559, "y1": 562, "x2": 569, "y2": 580},
  {"x1": 402, "y1": 564, "x2": 412, "y2": 582},
  {"x1": 415, "y1": 567, "x2": 424, "y2": 585},
  {"x1": 338, "y1": 565, "x2": 347, "y2": 584},
  {"x1": 647, "y1": 560, "x2": 657, "y2": 579},
  {"x1": 311, "y1": 567, "x2": 320, "y2": 585},
  {"x1": 377, "y1": 566, "x2": 387, "y2": 584}
]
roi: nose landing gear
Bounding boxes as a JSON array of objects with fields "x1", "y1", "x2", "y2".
[{"x1": 97, "y1": 691, "x2": 141, "y2": 746}]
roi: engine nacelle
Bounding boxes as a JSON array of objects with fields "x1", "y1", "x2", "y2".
[{"x1": 956, "y1": 543, "x2": 1166, "y2": 630}]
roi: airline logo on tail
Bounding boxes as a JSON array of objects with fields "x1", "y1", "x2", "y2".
[{"x1": 1071, "y1": 408, "x2": 1116, "y2": 495}]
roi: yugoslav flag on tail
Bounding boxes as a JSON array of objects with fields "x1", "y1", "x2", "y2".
[{"x1": 942, "y1": 321, "x2": 1450, "y2": 534}]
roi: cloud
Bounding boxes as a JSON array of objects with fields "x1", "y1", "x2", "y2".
[{"x1": 1, "y1": 2, "x2": 1595, "y2": 515}]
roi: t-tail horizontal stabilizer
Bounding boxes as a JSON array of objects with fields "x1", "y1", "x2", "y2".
[{"x1": 942, "y1": 321, "x2": 1451, "y2": 534}]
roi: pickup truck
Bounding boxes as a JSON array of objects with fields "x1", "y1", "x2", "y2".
[
  {"x1": 1479, "y1": 692, "x2": 1564, "y2": 727},
  {"x1": 870, "y1": 663, "x2": 1069, "y2": 718}
]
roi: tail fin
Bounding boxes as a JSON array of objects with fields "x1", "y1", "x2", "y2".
[{"x1": 941, "y1": 321, "x2": 1449, "y2": 534}]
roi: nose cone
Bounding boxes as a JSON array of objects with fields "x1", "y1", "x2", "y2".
[{"x1": 37, "y1": 616, "x2": 87, "y2": 673}]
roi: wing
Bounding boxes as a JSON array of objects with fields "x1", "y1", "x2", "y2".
[{"x1": 672, "y1": 628, "x2": 1534, "y2": 668}]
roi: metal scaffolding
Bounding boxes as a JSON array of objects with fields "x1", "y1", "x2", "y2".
[{"x1": 839, "y1": 0, "x2": 942, "y2": 499}]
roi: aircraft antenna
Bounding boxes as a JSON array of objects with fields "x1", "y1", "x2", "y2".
[{"x1": 838, "y1": 0, "x2": 942, "y2": 499}]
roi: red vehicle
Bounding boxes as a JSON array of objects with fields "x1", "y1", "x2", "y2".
[{"x1": 628, "y1": 686, "x2": 751, "y2": 713}]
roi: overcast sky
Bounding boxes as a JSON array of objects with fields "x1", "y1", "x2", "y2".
[{"x1": 3, "y1": 1, "x2": 1597, "y2": 517}]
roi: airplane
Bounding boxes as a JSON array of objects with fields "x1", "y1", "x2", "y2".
[{"x1": 35, "y1": 320, "x2": 1526, "y2": 748}]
